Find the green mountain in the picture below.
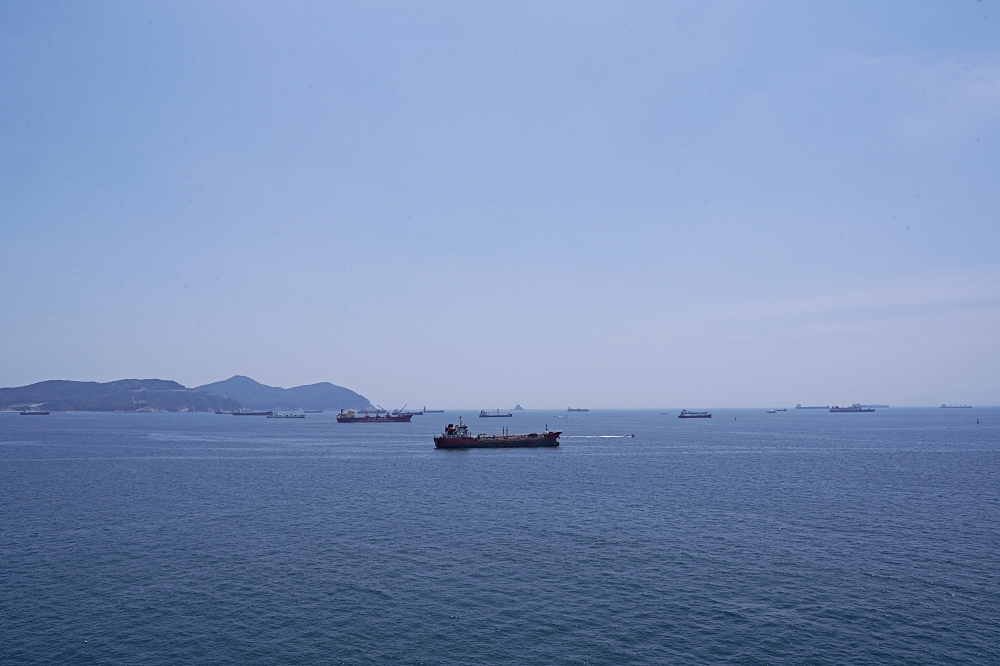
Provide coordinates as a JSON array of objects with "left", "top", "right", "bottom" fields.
[
  {"left": 195, "top": 375, "right": 372, "bottom": 411},
  {"left": 0, "top": 379, "right": 241, "bottom": 412}
]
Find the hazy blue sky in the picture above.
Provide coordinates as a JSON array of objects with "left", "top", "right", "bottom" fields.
[{"left": 2, "top": 1, "right": 998, "bottom": 407}]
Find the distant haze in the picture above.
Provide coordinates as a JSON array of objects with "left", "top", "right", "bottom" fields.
[{"left": 1, "top": 2, "right": 998, "bottom": 407}]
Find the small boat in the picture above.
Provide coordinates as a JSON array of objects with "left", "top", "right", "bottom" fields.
[
  {"left": 19, "top": 411, "right": 50, "bottom": 416},
  {"left": 678, "top": 409, "right": 712, "bottom": 419},
  {"left": 479, "top": 409, "right": 513, "bottom": 418},
  {"left": 767, "top": 409, "right": 778, "bottom": 414}
]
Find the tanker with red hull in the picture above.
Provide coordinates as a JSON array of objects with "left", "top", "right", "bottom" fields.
[
  {"left": 336, "top": 409, "right": 413, "bottom": 423},
  {"left": 434, "top": 417, "right": 560, "bottom": 449}
]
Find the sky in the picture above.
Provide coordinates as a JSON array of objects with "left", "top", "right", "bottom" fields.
[{"left": 1, "top": 1, "right": 998, "bottom": 408}]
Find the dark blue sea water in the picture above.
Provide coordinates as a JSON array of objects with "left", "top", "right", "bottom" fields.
[{"left": 2, "top": 408, "right": 998, "bottom": 664}]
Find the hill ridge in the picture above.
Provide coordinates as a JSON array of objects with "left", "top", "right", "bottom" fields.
[
  {"left": 0, "top": 378, "right": 239, "bottom": 412},
  {"left": 194, "top": 375, "right": 371, "bottom": 411}
]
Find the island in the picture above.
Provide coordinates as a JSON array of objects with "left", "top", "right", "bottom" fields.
[
  {"left": 195, "top": 376, "right": 372, "bottom": 412},
  {"left": 1, "top": 375, "right": 373, "bottom": 413},
  {"left": 0, "top": 379, "right": 240, "bottom": 413}
]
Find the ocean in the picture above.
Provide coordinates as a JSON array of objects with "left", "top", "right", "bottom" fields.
[{"left": 2, "top": 408, "right": 997, "bottom": 664}]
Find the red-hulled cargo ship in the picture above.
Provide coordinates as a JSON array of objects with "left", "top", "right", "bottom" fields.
[
  {"left": 434, "top": 417, "right": 560, "bottom": 449},
  {"left": 336, "top": 409, "right": 413, "bottom": 423}
]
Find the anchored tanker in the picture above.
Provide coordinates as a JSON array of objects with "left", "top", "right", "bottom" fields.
[
  {"left": 434, "top": 417, "right": 560, "bottom": 448},
  {"left": 480, "top": 409, "right": 513, "bottom": 418},
  {"left": 337, "top": 409, "right": 413, "bottom": 423},
  {"left": 830, "top": 404, "right": 875, "bottom": 413}
]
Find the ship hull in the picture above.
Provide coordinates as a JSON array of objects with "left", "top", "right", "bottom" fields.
[
  {"left": 678, "top": 413, "right": 711, "bottom": 418},
  {"left": 434, "top": 432, "right": 560, "bottom": 448}
]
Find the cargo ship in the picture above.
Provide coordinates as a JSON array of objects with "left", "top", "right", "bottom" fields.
[
  {"left": 267, "top": 413, "right": 305, "bottom": 419},
  {"left": 392, "top": 405, "right": 423, "bottom": 416},
  {"left": 941, "top": 404, "right": 972, "bottom": 409},
  {"left": 567, "top": 408, "right": 590, "bottom": 412},
  {"left": 830, "top": 404, "right": 875, "bottom": 413},
  {"left": 480, "top": 409, "right": 513, "bottom": 418},
  {"left": 337, "top": 409, "right": 413, "bottom": 423},
  {"left": 434, "top": 417, "right": 560, "bottom": 448},
  {"left": 233, "top": 410, "right": 273, "bottom": 416},
  {"left": 423, "top": 407, "right": 445, "bottom": 413},
  {"left": 796, "top": 404, "right": 830, "bottom": 409},
  {"left": 19, "top": 411, "right": 50, "bottom": 415},
  {"left": 678, "top": 409, "right": 712, "bottom": 419}
]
